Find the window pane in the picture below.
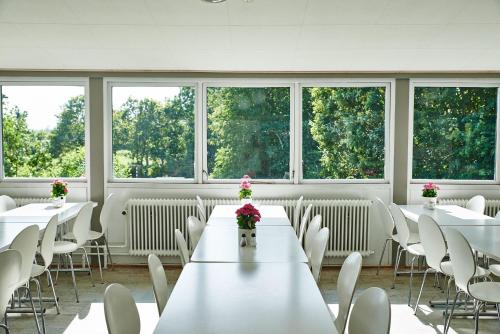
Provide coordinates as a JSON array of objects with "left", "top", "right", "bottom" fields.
[
  {"left": 1, "top": 85, "right": 86, "bottom": 178},
  {"left": 302, "top": 87, "right": 386, "bottom": 179},
  {"left": 207, "top": 87, "right": 290, "bottom": 179},
  {"left": 111, "top": 86, "right": 195, "bottom": 179},
  {"left": 412, "top": 87, "right": 497, "bottom": 180}
]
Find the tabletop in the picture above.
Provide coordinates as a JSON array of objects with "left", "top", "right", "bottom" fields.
[
  {"left": 191, "top": 225, "right": 308, "bottom": 263},
  {"left": 399, "top": 205, "right": 498, "bottom": 226},
  {"left": 0, "top": 202, "right": 97, "bottom": 225},
  {"left": 442, "top": 225, "right": 500, "bottom": 261},
  {"left": 154, "top": 262, "right": 337, "bottom": 334},
  {"left": 0, "top": 222, "right": 47, "bottom": 251},
  {"left": 207, "top": 204, "right": 291, "bottom": 226}
]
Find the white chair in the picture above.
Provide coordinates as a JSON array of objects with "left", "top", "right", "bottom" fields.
[
  {"left": 311, "top": 227, "right": 329, "bottom": 283},
  {"left": 0, "top": 250, "right": 22, "bottom": 334},
  {"left": 293, "top": 196, "right": 304, "bottom": 234},
  {"left": 444, "top": 228, "right": 500, "bottom": 334},
  {"left": 148, "top": 254, "right": 168, "bottom": 316},
  {"left": 31, "top": 215, "right": 60, "bottom": 314},
  {"left": 304, "top": 215, "right": 321, "bottom": 263},
  {"left": 388, "top": 204, "right": 425, "bottom": 306},
  {"left": 196, "top": 195, "right": 206, "bottom": 224},
  {"left": 331, "top": 252, "right": 362, "bottom": 334},
  {"left": 187, "top": 216, "right": 204, "bottom": 250},
  {"left": 465, "top": 195, "right": 485, "bottom": 214},
  {"left": 9, "top": 225, "right": 44, "bottom": 334},
  {"left": 104, "top": 283, "right": 140, "bottom": 334},
  {"left": 298, "top": 204, "right": 313, "bottom": 245},
  {"left": 347, "top": 287, "right": 391, "bottom": 334},
  {"left": 0, "top": 195, "right": 16, "bottom": 213},
  {"left": 175, "top": 229, "right": 190, "bottom": 267},
  {"left": 54, "top": 202, "right": 95, "bottom": 302}
]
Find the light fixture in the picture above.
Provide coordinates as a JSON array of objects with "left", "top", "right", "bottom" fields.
[{"left": 202, "top": 0, "right": 226, "bottom": 3}]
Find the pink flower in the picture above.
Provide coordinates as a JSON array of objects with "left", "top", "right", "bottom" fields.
[
  {"left": 240, "top": 180, "right": 251, "bottom": 189},
  {"left": 243, "top": 175, "right": 251, "bottom": 180}
]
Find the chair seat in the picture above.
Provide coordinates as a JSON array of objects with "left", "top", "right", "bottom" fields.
[
  {"left": 392, "top": 232, "right": 420, "bottom": 244},
  {"left": 63, "top": 230, "right": 102, "bottom": 241},
  {"left": 489, "top": 264, "right": 500, "bottom": 277},
  {"left": 468, "top": 282, "right": 500, "bottom": 304},
  {"left": 31, "top": 263, "right": 45, "bottom": 278},
  {"left": 53, "top": 240, "right": 79, "bottom": 254},
  {"left": 407, "top": 243, "right": 425, "bottom": 256},
  {"left": 439, "top": 261, "right": 490, "bottom": 278}
]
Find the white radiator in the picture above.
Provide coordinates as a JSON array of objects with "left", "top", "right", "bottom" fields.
[
  {"left": 438, "top": 198, "right": 500, "bottom": 218},
  {"left": 13, "top": 197, "right": 51, "bottom": 207},
  {"left": 128, "top": 197, "right": 374, "bottom": 257}
]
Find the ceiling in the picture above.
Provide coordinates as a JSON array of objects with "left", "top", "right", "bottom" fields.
[{"left": 1, "top": 0, "right": 500, "bottom": 72}]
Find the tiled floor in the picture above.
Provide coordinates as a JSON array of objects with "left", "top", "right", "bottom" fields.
[{"left": 5, "top": 266, "right": 500, "bottom": 334}]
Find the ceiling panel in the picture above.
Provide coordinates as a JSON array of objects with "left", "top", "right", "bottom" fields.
[
  {"left": 145, "top": 0, "right": 229, "bottom": 26},
  {"left": 303, "top": 0, "right": 391, "bottom": 25},
  {"left": 227, "top": 0, "right": 308, "bottom": 26},
  {"left": 0, "top": 0, "right": 75, "bottom": 24},
  {"left": 63, "top": 0, "right": 153, "bottom": 25}
]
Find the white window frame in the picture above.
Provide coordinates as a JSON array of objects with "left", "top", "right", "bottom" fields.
[
  {"left": 298, "top": 79, "right": 394, "bottom": 184},
  {"left": 103, "top": 78, "right": 199, "bottom": 184},
  {"left": 409, "top": 79, "right": 500, "bottom": 185},
  {"left": 202, "top": 80, "right": 295, "bottom": 184},
  {"left": 0, "top": 77, "right": 90, "bottom": 182}
]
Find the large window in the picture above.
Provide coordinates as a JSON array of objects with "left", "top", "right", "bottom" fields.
[
  {"left": 302, "top": 86, "right": 387, "bottom": 180},
  {"left": 206, "top": 86, "right": 291, "bottom": 180},
  {"left": 1, "top": 84, "right": 86, "bottom": 178},
  {"left": 412, "top": 84, "right": 498, "bottom": 181},
  {"left": 111, "top": 85, "right": 195, "bottom": 180}
]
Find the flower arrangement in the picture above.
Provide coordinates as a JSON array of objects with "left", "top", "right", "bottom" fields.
[
  {"left": 422, "top": 182, "right": 439, "bottom": 198},
  {"left": 235, "top": 203, "right": 261, "bottom": 230},
  {"left": 51, "top": 180, "right": 68, "bottom": 198},
  {"left": 239, "top": 175, "right": 252, "bottom": 200}
]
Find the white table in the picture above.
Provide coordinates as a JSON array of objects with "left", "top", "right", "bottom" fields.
[
  {"left": 154, "top": 263, "right": 337, "bottom": 334},
  {"left": 207, "top": 204, "right": 291, "bottom": 226},
  {"left": 399, "top": 205, "right": 498, "bottom": 226},
  {"left": 191, "top": 225, "right": 308, "bottom": 263},
  {"left": 442, "top": 225, "right": 500, "bottom": 261}
]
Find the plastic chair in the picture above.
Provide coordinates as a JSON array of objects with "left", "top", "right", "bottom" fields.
[
  {"left": 104, "top": 283, "right": 140, "bottom": 334},
  {"left": 388, "top": 204, "right": 426, "bottom": 306},
  {"left": 53, "top": 202, "right": 95, "bottom": 302},
  {"left": 332, "top": 252, "right": 362, "bottom": 334},
  {"left": 293, "top": 196, "right": 304, "bottom": 234},
  {"left": 444, "top": 228, "right": 500, "bottom": 334},
  {"left": 0, "top": 195, "right": 16, "bottom": 213},
  {"left": 148, "top": 254, "right": 168, "bottom": 315},
  {"left": 196, "top": 196, "right": 206, "bottom": 224},
  {"left": 304, "top": 215, "right": 321, "bottom": 263},
  {"left": 0, "top": 250, "right": 22, "bottom": 334},
  {"left": 175, "top": 229, "right": 190, "bottom": 267},
  {"left": 31, "top": 215, "right": 60, "bottom": 314},
  {"left": 9, "top": 225, "right": 44, "bottom": 334},
  {"left": 465, "top": 195, "right": 485, "bottom": 214},
  {"left": 310, "top": 227, "right": 329, "bottom": 283},
  {"left": 298, "top": 204, "right": 313, "bottom": 245},
  {"left": 348, "top": 287, "right": 391, "bottom": 334},
  {"left": 187, "top": 216, "right": 204, "bottom": 250}
]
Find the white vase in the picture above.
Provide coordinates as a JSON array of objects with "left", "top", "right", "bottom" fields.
[
  {"left": 241, "top": 197, "right": 253, "bottom": 205},
  {"left": 238, "top": 228, "right": 256, "bottom": 247},
  {"left": 52, "top": 196, "right": 66, "bottom": 208},
  {"left": 422, "top": 196, "right": 437, "bottom": 210}
]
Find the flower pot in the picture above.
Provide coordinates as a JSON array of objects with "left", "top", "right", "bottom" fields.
[
  {"left": 422, "top": 196, "right": 437, "bottom": 210},
  {"left": 52, "top": 196, "right": 66, "bottom": 208},
  {"left": 238, "top": 228, "right": 256, "bottom": 247},
  {"left": 240, "top": 198, "right": 253, "bottom": 205}
]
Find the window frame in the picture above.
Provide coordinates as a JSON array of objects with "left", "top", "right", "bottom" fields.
[
  {"left": 408, "top": 79, "right": 500, "bottom": 185},
  {"left": 0, "top": 77, "right": 90, "bottom": 182},
  {"left": 104, "top": 78, "right": 199, "bottom": 184}
]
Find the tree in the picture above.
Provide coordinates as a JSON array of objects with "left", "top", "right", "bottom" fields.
[{"left": 50, "top": 95, "right": 85, "bottom": 157}]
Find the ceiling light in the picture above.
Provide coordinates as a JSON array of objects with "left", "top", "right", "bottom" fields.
[{"left": 202, "top": 0, "right": 226, "bottom": 3}]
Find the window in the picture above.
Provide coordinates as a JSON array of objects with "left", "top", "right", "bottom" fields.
[
  {"left": 302, "top": 86, "right": 387, "bottom": 180},
  {"left": 411, "top": 85, "right": 498, "bottom": 181},
  {"left": 206, "top": 86, "right": 291, "bottom": 180},
  {"left": 1, "top": 84, "right": 86, "bottom": 178},
  {"left": 111, "top": 85, "right": 195, "bottom": 180}
]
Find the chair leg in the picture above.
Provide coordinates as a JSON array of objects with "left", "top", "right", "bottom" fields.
[
  {"left": 81, "top": 247, "right": 95, "bottom": 287},
  {"left": 0, "top": 323, "right": 10, "bottom": 334},
  {"left": 93, "top": 241, "right": 103, "bottom": 282},
  {"left": 104, "top": 236, "right": 113, "bottom": 269},
  {"left": 31, "top": 278, "right": 46, "bottom": 334},
  {"left": 377, "top": 238, "right": 390, "bottom": 275},
  {"left": 444, "top": 276, "right": 454, "bottom": 318},
  {"left": 445, "top": 290, "right": 462, "bottom": 334},
  {"left": 414, "top": 268, "right": 431, "bottom": 314},
  {"left": 474, "top": 301, "right": 482, "bottom": 334},
  {"left": 67, "top": 254, "right": 79, "bottom": 303},
  {"left": 408, "top": 255, "right": 417, "bottom": 306},
  {"left": 23, "top": 286, "right": 42, "bottom": 334},
  {"left": 392, "top": 245, "right": 403, "bottom": 289},
  {"left": 45, "top": 269, "right": 60, "bottom": 314}
]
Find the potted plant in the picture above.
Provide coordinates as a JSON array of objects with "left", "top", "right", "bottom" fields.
[
  {"left": 235, "top": 203, "right": 261, "bottom": 247},
  {"left": 422, "top": 182, "right": 439, "bottom": 210},
  {"left": 239, "top": 175, "right": 253, "bottom": 204},
  {"left": 51, "top": 180, "right": 68, "bottom": 208}
]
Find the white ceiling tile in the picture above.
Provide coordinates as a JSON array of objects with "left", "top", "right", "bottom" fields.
[
  {"left": 63, "top": 0, "right": 153, "bottom": 25},
  {"left": 303, "top": 0, "right": 391, "bottom": 25},
  {"left": 157, "top": 26, "right": 231, "bottom": 52},
  {"left": 144, "top": 0, "right": 229, "bottom": 26},
  {"left": 451, "top": 0, "right": 500, "bottom": 23},
  {"left": 229, "top": 26, "right": 299, "bottom": 52},
  {"left": 227, "top": 0, "right": 308, "bottom": 26},
  {"left": 0, "top": 0, "right": 76, "bottom": 24},
  {"left": 433, "top": 24, "right": 500, "bottom": 50},
  {"left": 0, "top": 47, "right": 53, "bottom": 69},
  {"left": 378, "top": 0, "right": 462, "bottom": 25}
]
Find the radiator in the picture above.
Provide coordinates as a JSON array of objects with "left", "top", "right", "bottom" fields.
[
  {"left": 127, "top": 197, "right": 374, "bottom": 257},
  {"left": 438, "top": 198, "right": 500, "bottom": 218},
  {"left": 13, "top": 197, "right": 51, "bottom": 207}
]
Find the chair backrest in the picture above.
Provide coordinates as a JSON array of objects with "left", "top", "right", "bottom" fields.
[
  {"left": 9, "top": 224, "right": 39, "bottom": 285},
  {"left": 187, "top": 216, "right": 204, "bottom": 249},
  {"left": 104, "top": 283, "right": 140, "bottom": 334},
  {"left": 335, "top": 252, "right": 362, "bottom": 334},
  {"left": 445, "top": 228, "right": 476, "bottom": 293},
  {"left": 175, "top": 229, "right": 190, "bottom": 267},
  {"left": 148, "top": 254, "right": 168, "bottom": 315},
  {"left": 298, "top": 204, "right": 313, "bottom": 244},
  {"left": 0, "top": 195, "right": 16, "bottom": 213},
  {"left": 100, "top": 193, "right": 121, "bottom": 234},
  {"left": 39, "top": 215, "right": 59, "bottom": 269},
  {"left": 197, "top": 205, "right": 206, "bottom": 224},
  {"left": 311, "top": 227, "right": 329, "bottom": 283},
  {"left": 388, "top": 203, "right": 410, "bottom": 249},
  {"left": 293, "top": 196, "right": 304, "bottom": 233},
  {"left": 466, "top": 195, "right": 485, "bottom": 214},
  {"left": 418, "top": 215, "right": 447, "bottom": 271},
  {"left": 0, "top": 249, "right": 22, "bottom": 322},
  {"left": 304, "top": 214, "right": 321, "bottom": 261},
  {"left": 72, "top": 202, "right": 94, "bottom": 247},
  {"left": 348, "top": 287, "right": 391, "bottom": 334},
  {"left": 373, "top": 197, "right": 394, "bottom": 238},
  {"left": 496, "top": 210, "right": 500, "bottom": 220}
]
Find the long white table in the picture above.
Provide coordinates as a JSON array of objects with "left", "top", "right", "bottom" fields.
[
  {"left": 191, "top": 225, "right": 308, "bottom": 263},
  {"left": 154, "top": 263, "right": 337, "bottom": 334},
  {"left": 399, "top": 205, "right": 498, "bottom": 226},
  {"left": 207, "top": 204, "right": 291, "bottom": 226}
]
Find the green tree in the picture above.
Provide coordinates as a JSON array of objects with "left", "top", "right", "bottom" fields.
[{"left": 50, "top": 95, "right": 85, "bottom": 157}]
